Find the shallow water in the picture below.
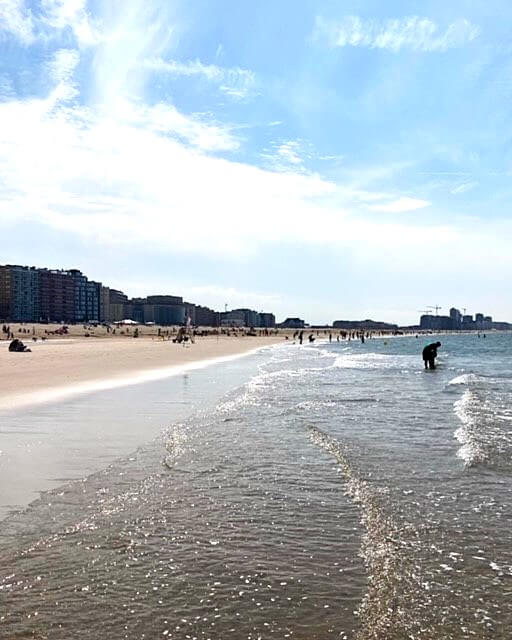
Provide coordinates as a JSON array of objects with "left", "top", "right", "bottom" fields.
[{"left": 1, "top": 334, "right": 512, "bottom": 638}]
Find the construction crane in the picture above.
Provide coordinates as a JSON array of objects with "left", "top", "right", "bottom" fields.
[
  {"left": 417, "top": 309, "right": 431, "bottom": 315},
  {"left": 427, "top": 305, "right": 442, "bottom": 315}
]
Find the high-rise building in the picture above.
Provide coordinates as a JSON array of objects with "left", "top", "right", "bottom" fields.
[
  {"left": 85, "top": 280, "right": 101, "bottom": 322},
  {"left": 259, "top": 312, "right": 276, "bottom": 328},
  {"left": 108, "top": 289, "right": 129, "bottom": 322},
  {"left": 449, "top": 307, "right": 462, "bottom": 330},
  {"left": 0, "top": 263, "right": 275, "bottom": 328},
  {"left": 220, "top": 310, "right": 246, "bottom": 327},
  {"left": 0, "top": 265, "right": 40, "bottom": 322},
  {"left": 193, "top": 305, "right": 218, "bottom": 326},
  {"left": 70, "top": 269, "right": 87, "bottom": 322},
  {"left": 420, "top": 314, "right": 452, "bottom": 330},
  {"left": 0, "top": 265, "right": 10, "bottom": 320},
  {"left": 39, "top": 269, "right": 76, "bottom": 322}
]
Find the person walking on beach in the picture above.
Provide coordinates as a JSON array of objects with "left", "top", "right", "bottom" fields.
[{"left": 422, "top": 341, "right": 441, "bottom": 369}]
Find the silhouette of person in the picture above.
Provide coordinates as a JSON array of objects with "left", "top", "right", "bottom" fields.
[{"left": 422, "top": 341, "right": 441, "bottom": 369}]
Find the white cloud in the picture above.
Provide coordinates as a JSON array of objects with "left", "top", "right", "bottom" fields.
[
  {"left": 368, "top": 196, "right": 430, "bottom": 213},
  {"left": 261, "top": 139, "right": 312, "bottom": 171},
  {"left": 47, "top": 48, "right": 80, "bottom": 102},
  {"left": 276, "top": 141, "right": 303, "bottom": 165},
  {"left": 0, "top": 0, "right": 35, "bottom": 44},
  {"left": 451, "top": 181, "right": 478, "bottom": 194},
  {"left": 42, "top": 0, "right": 99, "bottom": 46},
  {"left": 314, "top": 16, "right": 479, "bottom": 52},
  {"left": 2, "top": 0, "right": 512, "bottom": 304},
  {"left": 0, "top": 85, "right": 334, "bottom": 258},
  {"left": 143, "top": 57, "right": 256, "bottom": 98}
]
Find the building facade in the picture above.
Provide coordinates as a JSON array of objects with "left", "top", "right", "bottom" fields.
[
  {"left": 280, "top": 317, "right": 305, "bottom": 329},
  {"left": 259, "top": 312, "right": 276, "bottom": 328},
  {"left": 0, "top": 263, "right": 275, "bottom": 328},
  {"left": 0, "top": 265, "right": 40, "bottom": 322}
]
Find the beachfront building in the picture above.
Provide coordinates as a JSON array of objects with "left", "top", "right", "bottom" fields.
[
  {"left": 145, "top": 295, "right": 185, "bottom": 325},
  {"left": 0, "top": 265, "right": 9, "bottom": 320},
  {"left": 39, "top": 269, "right": 76, "bottom": 323},
  {"left": 0, "top": 265, "right": 40, "bottom": 322},
  {"left": 279, "top": 317, "right": 305, "bottom": 329},
  {"left": 449, "top": 307, "right": 462, "bottom": 330},
  {"left": 333, "top": 319, "right": 398, "bottom": 331},
  {"left": 231, "top": 308, "right": 260, "bottom": 328},
  {"left": 123, "top": 295, "right": 186, "bottom": 325},
  {"left": 259, "top": 312, "right": 276, "bottom": 328},
  {"left": 100, "top": 286, "right": 110, "bottom": 322},
  {"left": 85, "top": 280, "right": 101, "bottom": 322},
  {"left": 220, "top": 310, "right": 245, "bottom": 327},
  {"left": 419, "top": 314, "right": 453, "bottom": 331},
  {"left": 0, "top": 263, "right": 276, "bottom": 328},
  {"left": 219, "top": 308, "right": 270, "bottom": 328},
  {"left": 107, "top": 289, "right": 129, "bottom": 322},
  {"left": 193, "top": 305, "right": 219, "bottom": 327},
  {"left": 0, "top": 264, "right": 103, "bottom": 323},
  {"left": 70, "top": 270, "right": 87, "bottom": 322},
  {"left": 462, "top": 314, "right": 474, "bottom": 328}
]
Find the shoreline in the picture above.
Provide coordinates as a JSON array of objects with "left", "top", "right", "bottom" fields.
[{"left": 0, "top": 335, "right": 283, "bottom": 411}]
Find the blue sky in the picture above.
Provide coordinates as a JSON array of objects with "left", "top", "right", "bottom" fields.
[{"left": 1, "top": 0, "right": 512, "bottom": 324}]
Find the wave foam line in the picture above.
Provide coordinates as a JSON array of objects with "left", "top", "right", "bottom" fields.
[
  {"left": 453, "top": 389, "right": 488, "bottom": 467},
  {"left": 308, "top": 426, "right": 430, "bottom": 640}
]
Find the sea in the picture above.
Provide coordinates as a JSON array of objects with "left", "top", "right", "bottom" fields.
[{"left": 1, "top": 333, "right": 512, "bottom": 639}]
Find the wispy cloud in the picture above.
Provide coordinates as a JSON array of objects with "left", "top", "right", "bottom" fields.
[
  {"left": 313, "top": 16, "right": 479, "bottom": 52},
  {"left": 368, "top": 196, "right": 430, "bottom": 213},
  {"left": 143, "top": 58, "right": 257, "bottom": 98},
  {"left": 0, "top": 0, "right": 99, "bottom": 46},
  {"left": 0, "top": 0, "right": 35, "bottom": 44},
  {"left": 41, "top": 0, "right": 99, "bottom": 46},
  {"left": 260, "top": 139, "right": 314, "bottom": 172},
  {"left": 276, "top": 141, "right": 303, "bottom": 165},
  {"left": 451, "top": 181, "right": 478, "bottom": 194}
]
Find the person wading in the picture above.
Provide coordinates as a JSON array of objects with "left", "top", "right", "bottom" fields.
[{"left": 422, "top": 341, "right": 441, "bottom": 369}]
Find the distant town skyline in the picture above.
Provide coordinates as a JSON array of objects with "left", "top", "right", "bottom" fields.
[
  {"left": 2, "top": 261, "right": 511, "bottom": 330},
  {"left": 2, "top": 2, "right": 512, "bottom": 324}
]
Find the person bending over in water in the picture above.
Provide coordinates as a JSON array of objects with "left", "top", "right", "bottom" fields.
[{"left": 422, "top": 341, "right": 441, "bottom": 369}]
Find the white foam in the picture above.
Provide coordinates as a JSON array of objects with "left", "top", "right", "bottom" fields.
[
  {"left": 332, "top": 352, "right": 414, "bottom": 370},
  {"left": 447, "top": 373, "right": 478, "bottom": 386}
]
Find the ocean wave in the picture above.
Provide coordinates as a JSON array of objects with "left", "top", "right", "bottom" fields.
[
  {"left": 308, "top": 426, "right": 429, "bottom": 640},
  {"left": 331, "top": 353, "right": 416, "bottom": 370},
  {"left": 446, "top": 373, "right": 479, "bottom": 387},
  {"left": 453, "top": 387, "right": 512, "bottom": 469},
  {"left": 162, "top": 424, "right": 188, "bottom": 468}
]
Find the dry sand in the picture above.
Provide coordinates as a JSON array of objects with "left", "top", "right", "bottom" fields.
[{"left": 0, "top": 334, "right": 284, "bottom": 410}]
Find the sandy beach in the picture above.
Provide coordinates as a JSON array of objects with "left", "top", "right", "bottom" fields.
[{"left": 0, "top": 333, "right": 283, "bottom": 410}]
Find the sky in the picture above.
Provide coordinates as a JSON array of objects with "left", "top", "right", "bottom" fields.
[{"left": 1, "top": 0, "right": 512, "bottom": 325}]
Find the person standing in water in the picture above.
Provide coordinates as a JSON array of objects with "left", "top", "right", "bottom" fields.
[{"left": 422, "top": 341, "right": 441, "bottom": 369}]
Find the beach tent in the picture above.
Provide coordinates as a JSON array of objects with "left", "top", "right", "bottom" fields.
[{"left": 114, "top": 319, "right": 138, "bottom": 325}]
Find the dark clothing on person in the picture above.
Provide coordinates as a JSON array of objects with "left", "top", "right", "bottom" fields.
[
  {"left": 9, "top": 339, "right": 31, "bottom": 352},
  {"left": 422, "top": 342, "right": 441, "bottom": 369}
]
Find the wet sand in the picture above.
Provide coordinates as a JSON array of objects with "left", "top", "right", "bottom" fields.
[{"left": 0, "top": 335, "right": 283, "bottom": 410}]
